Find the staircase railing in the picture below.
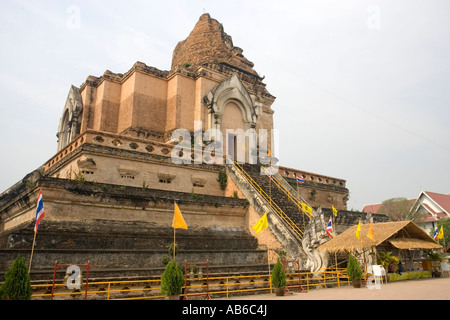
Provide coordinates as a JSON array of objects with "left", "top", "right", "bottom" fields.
[
  {"left": 260, "top": 166, "right": 314, "bottom": 220},
  {"left": 233, "top": 161, "right": 304, "bottom": 239}
]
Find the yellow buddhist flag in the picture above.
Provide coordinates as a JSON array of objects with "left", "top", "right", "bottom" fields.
[
  {"left": 355, "top": 220, "right": 361, "bottom": 240},
  {"left": 367, "top": 220, "right": 375, "bottom": 242},
  {"left": 332, "top": 205, "right": 338, "bottom": 217},
  {"left": 438, "top": 226, "right": 444, "bottom": 240},
  {"left": 172, "top": 202, "right": 188, "bottom": 230},
  {"left": 252, "top": 212, "right": 269, "bottom": 235},
  {"left": 302, "top": 203, "right": 312, "bottom": 215}
]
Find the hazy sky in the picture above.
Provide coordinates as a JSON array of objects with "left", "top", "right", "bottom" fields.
[{"left": 0, "top": 0, "right": 449, "bottom": 210}]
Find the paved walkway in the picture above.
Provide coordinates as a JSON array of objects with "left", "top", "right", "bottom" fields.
[{"left": 222, "top": 277, "right": 450, "bottom": 300}]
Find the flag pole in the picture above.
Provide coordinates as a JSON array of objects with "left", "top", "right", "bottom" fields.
[
  {"left": 269, "top": 177, "right": 272, "bottom": 208},
  {"left": 172, "top": 202, "right": 188, "bottom": 261},
  {"left": 173, "top": 202, "right": 176, "bottom": 261},
  {"left": 28, "top": 230, "right": 37, "bottom": 274},
  {"left": 359, "top": 220, "right": 366, "bottom": 284},
  {"left": 267, "top": 247, "right": 272, "bottom": 294},
  {"left": 334, "top": 251, "right": 338, "bottom": 271},
  {"left": 173, "top": 227, "right": 176, "bottom": 261},
  {"left": 442, "top": 228, "right": 446, "bottom": 254},
  {"left": 29, "top": 189, "right": 45, "bottom": 274},
  {"left": 330, "top": 209, "right": 334, "bottom": 245},
  {"left": 252, "top": 212, "right": 271, "bottom": 294}
]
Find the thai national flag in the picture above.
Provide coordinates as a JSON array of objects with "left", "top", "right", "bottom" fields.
[
  {"left": 433, "top": 225, "right": 439, "bottom": 240},
  {"left": 296, "top": 174, "right": 304, "bottom": 184},
  {"left": 326, "top": 217, "right": 333, "bottom": 238},
  {"left": 34, "top": 191, "right": 45, "bottom": 233}
]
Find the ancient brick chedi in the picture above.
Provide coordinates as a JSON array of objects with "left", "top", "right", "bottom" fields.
[
  {"left": 0, "top": 14, "right": 356, "bottom": 280},
  {"left": 58, "top": 13, "right": 275, "bottom": 152}
]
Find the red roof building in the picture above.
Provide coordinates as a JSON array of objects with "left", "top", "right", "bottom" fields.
[
  {"left": 410, "top": 191, "right": 450, "bottom": 232},
  {"left": 362, "top": 199, "right": 416, "bottom": 215},
  {"left": 362, "top": 203, "right": 383, "bottom": 214},
  {"left": 363, "top": 191, "right": 450, "bottom": 233}
]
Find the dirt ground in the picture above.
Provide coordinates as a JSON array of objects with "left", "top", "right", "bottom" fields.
[{"left": 221, "top": 277, "right": 450, "bottom": 300}]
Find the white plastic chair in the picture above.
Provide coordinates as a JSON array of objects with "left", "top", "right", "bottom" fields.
[
  {"left": 441, "top": 261, "right": 450, "bottom": 277},
  {"left": 372, "top": 265, "right": 387, "bottom": 284}
]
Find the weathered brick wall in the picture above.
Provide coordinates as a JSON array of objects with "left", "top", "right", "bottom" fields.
[
  {"left": 47, "top": 143, "right": 229, "bottom": 199},
  {"left": 0, "top": 176, "right": 272, "bottom": 280},
  {"left": 321, "top": 207, "right": 389, "bottom": 234},
  {"left": 284, "top": 177, "right": 349, "bottom": 211}
]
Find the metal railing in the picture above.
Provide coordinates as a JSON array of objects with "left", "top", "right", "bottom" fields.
[
  {"left": 233, "top": 162, "right": 304, "bottom": 239},
  {"left": 260, "top": 166, "right": 313, "bottom": 220},
  {"left": 30, "top": 269, "right": 354, "bottom": 300}
]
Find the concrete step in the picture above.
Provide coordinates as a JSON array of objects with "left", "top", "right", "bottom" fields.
[{"left": 239, "top": 164, "right": 309, "bottom": 233}]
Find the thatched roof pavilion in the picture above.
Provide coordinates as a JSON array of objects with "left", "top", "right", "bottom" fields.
[{"left": 317, "top": 220, "right": 442, "bottom": 253}]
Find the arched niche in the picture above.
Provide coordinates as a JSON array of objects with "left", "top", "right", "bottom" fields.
[
  {"left": 57, "top": 85, "right": 83, "bottom": 152},
  {"left": 203, "top": 74, "right": 263, "bottom": 163},
  {"left": 204, "top": 73, "right": 258, "bottom": 134}
]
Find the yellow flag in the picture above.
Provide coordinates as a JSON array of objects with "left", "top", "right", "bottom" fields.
[
  {"left": 302, "top": 203, "right": 312, "bottom": 214},
  {"left": 172, "top": 202, "right": 188, "bottom": 230},
  {"left": 332, "top": 205, "right": 338, "bottom": 217},
  {"left": 366, "top": 220, "right": 375, "bottom": 242},
  {"left": 252, "top": 212, "right": 269, "bottom": 235},
  {"left": 438, "top": 226, "right": 444, "bottom": 240},
  {"left": 355, "top": 220, "right": 361, "bottom": 240}
]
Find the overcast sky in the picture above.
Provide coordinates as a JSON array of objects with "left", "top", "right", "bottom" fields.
[{"left": 0, "top": 0, "right": 449, "bottom": 210}]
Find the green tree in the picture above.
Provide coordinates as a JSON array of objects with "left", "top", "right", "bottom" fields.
[
  {"left": 377, "top": 251, "right": 400, "bottom": 271},
  {"left": 271, "top": 258, "right": 286, "bottom": 288},
  {"left": 378, "top": 197, "right": 424, "bottom": 222},
  {"left": 0, "top": 256, "right": 32, "bottom": 300},
  {"left": 160, "top": 260, "right": 185, "bottom": 297},
  {"left": 346, "top": 253, "right": 362, "bottom": 281}
]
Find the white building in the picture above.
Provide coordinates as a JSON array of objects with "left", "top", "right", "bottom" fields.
[{"left": 410, "top": 191, "right": 450, "bottom": 233}]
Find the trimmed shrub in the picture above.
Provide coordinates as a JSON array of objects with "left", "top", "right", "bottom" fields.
[
  {"left": 0, "top": 256, "right": 32, "bottom": 300},
  {"left": 160, "top": 260, "right": 184, "bottom": 296},
  {"left": 271, "top": 258, "right": 286, "bottom": 288},
  {"left": 346, "top": 253, "right": 363, "bottom": 281}
]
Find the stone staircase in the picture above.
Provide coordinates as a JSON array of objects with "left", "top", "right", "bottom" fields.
[
  {"left": 227, "top": 162, "right": 392, "bottom": 272},
  {"left": 239, "top": 163, "right": 312, "bottom": 236},
  {"left": 226, "top": 162, "right": 315, "bottom": 261}
]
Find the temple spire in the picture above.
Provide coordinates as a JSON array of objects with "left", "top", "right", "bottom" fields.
[{"left": 171, "top": 14, "right": 258, "bottom": 76}]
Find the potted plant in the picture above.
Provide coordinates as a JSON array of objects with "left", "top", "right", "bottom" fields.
[
  {"left": 428, "top": 251, "right": 443, "bottom": 277},
  {"left": 377, "top": 251, "right": 400, "bottom": 280},
  {"left": 271, "top": 258, "right": 286, "bottom": 296},
  {"left": 347, "top": 253, "right": 363, "bottom": 288},
  {"left": 0, "top": 256, "right": 32, "bottom": 300},
  {"left": 160, "top": 260, "right": 185, "bottom": 300}
]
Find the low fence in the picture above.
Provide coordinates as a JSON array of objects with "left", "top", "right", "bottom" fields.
[{"left": 30, "top": 268, "right": 353, "bottom": 300}]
